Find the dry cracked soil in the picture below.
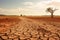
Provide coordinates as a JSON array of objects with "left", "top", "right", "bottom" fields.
[{"left": 0, "top": 16, "right": 60, "bottom": 40}]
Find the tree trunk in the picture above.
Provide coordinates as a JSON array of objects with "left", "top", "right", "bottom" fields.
[{"left": 51, "top": 12, "right": 53, "bottom": 18}]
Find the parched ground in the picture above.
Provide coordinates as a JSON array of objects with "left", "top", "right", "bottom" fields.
[{"left": 0, "top": 16, "right": 60, "bottom": 40}]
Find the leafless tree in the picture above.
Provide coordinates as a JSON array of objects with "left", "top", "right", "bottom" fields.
[{"left": 46, "top": 7, "right": 57, "bottom": 18}]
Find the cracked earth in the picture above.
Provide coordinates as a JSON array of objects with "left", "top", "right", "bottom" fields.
[{"left": 0, "top": 16, "right": 60, "bottom": 40}]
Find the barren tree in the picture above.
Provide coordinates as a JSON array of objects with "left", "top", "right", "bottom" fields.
[
  {"left": 46, "top": 7, "right": 57, "bottom": 18},
  {"left": 20, "top": 14, "right": 22, "bottom": 16}
]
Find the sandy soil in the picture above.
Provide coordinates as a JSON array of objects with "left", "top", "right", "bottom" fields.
[{"left": 0, "top": 16, "right": 60, "bottom": 40}]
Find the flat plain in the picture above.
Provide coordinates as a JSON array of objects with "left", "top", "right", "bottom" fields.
[{"left": 0, "top": 16, "right": 60, "bottom": 40}]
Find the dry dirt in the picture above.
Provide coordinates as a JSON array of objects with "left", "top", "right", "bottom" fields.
[{"left": 0, "top": 16, "right": 60, "bottom": 40}]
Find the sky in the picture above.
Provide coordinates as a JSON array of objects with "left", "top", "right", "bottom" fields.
[{"left": 0, "top": 0, "right": 60, "bottom": 16}]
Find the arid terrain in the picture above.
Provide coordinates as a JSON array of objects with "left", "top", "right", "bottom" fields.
[{"left": 0, "top": 16, "right": 60, "bottom": 40}]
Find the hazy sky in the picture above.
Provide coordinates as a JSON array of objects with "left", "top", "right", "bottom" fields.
[
  {"left": 0, "top": 0, "right": 49, "bottom": 8},
  {"left": 0, "top": 0, "right": 60, "bottom": 16}
]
